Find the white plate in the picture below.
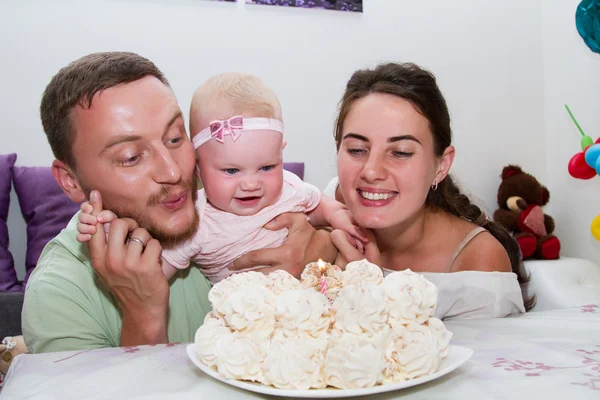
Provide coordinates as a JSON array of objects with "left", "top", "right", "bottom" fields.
[{"left": 186, "top": 344, "right": 473, "bottom": 398}]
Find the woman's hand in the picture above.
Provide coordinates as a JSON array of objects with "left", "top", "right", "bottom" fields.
[{"left": 331, "top": 228, "right": 382, "bottom": 268}]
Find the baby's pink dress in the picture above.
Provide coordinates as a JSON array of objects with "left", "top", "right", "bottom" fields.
[{"left": 161, "top": 170, "right": 321, "bottom": 283}]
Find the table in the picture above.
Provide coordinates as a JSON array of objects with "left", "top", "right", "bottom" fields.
[{"left": 1, "top": 303, "right": 599, "bottom": 399}]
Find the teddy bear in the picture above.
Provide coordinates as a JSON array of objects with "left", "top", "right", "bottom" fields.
[{"left": 493, "top": 165, "right": 561, "bottom": 260}]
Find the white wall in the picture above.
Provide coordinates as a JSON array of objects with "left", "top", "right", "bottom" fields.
[
  {"left": 541, "top": 0, "right": 600, "bottom": 263},
  {"left": 1, "top": 0, "right": 549, "bottom": 277}
]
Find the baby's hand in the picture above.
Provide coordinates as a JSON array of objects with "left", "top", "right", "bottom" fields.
[
  {"left": 76, "top": 201, "right": 117, "bottom": 243},
  {"left": 331, "top": 228, "right": 381, "bottom": 267},
  {"left": 329, "top": 209, "right": 368, "bottom": 253}
]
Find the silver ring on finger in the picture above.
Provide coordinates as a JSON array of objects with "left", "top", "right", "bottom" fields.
[{"left": 129, "top": 236, "right": 146, "bottom": 250}]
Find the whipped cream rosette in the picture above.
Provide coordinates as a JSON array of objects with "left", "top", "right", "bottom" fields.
[
  {"left": 342, "top": 259, "right": 384, "bottom": 286},
  {"left": 325, "top": 331, "right": 387, "bottom": 389},
  {"left": 383, "top": 269, "right": 438, "bottom": 325},
  {"left": 217, "top": 285, "right": 276, "bottom": 342},
  {"left": 331, "top": 280, "right": 389, "bottom": 337},
  {"left": 267, "top": 269, "right": 301, "bottom": 295},
  {"left": 214, "top": 334, "right": 265, "bottom": 383},
  {"left": 208, "top": 271, "right": 268, "bottom": 314},
  {"left": 194, "top": 312, "right": 233, "bottom": 367},
  {"left": 384, "top": 321, "right": 443, "bottom": 381},
  {"left": 273, "top": 288, "right": 332, "bottom": 340},
  {"left": 426, "top": 317, "right": 453, "bottom": 358},
  {"left": 262, "top": 337, "right": 327, "bottom": 390}
]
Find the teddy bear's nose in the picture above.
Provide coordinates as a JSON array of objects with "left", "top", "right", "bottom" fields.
[{"left": 517, "top": 198, "right": 527, "bottom": 210}]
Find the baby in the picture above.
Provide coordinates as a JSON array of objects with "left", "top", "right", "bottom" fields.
[{"left": 77, "top": 73, "right": 364, "bottom": 283}]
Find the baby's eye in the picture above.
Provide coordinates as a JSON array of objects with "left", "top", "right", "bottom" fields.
[
  {"left": 260, "top": 165, "right": 275, "bottom": 172},
  {"left": 168, "top": 137, "right": 183, "bottom": 145},
  {"left": 223, "top": 168, "right": 239, "bottom": 175}
]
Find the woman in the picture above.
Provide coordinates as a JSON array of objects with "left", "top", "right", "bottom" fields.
[{"left": 326, "top": 62, "right": 533, "bottom": 319}]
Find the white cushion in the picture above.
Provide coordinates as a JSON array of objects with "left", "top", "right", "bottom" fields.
[
  {"left": 524, "top": 257, "right": 600, "bottom": 312},
  {"left": 322, "top": 176, "right": 339, "bottom": 198}
]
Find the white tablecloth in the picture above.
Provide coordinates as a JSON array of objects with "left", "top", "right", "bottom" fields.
[{"left": 2, "top": 303, "right": 599, "bottom": 399}]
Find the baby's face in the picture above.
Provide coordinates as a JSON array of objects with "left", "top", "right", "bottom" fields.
[{"left": 196, "top": 130, "right": 285, "bottom": 216}]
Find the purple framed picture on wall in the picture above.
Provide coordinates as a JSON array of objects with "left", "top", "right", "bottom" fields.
[{"left": 247, "top": 0, "right": 363, "bottom": 13}]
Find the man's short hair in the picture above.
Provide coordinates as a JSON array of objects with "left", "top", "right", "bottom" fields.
[{"left": 40, "top": 52, "right": 170, "bottom": 170}]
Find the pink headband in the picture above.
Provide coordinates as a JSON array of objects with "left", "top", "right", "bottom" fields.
[{"left": 192, "top": 115, "right": 284, "bottom": 149}]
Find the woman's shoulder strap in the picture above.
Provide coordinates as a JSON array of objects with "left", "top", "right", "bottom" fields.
[{"left": 444, "top": 226, "right": 488, "bottom": 273}]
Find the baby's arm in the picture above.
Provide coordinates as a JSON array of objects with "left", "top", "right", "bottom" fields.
[
  {"left": 161, "top": 258, "right": 179, "bottom": 280},
  {"left": 308, "top": 196, "right": 368, "bottom": 244}
]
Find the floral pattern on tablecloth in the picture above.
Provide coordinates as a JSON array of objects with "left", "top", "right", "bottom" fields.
[
  {"left": 581, "top": 304, "right": 599, "bottom": 313},
  {"left": 492, "top": 345, "right": 600, "bottom": 391},
  {"left": 442, "top": 303, "right": 600, "bottom": 398}
]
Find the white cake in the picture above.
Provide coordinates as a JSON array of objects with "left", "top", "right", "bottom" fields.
[{"left": 194, "top": 259, "right": 452, "bottom": 390}]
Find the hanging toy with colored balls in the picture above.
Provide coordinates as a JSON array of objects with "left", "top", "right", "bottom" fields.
[
  {"left": 565, "top": 104, "right": 599, "bottom": 180},
  {"left": 565, "top": 104, "right": 600, "bottom": 242}
]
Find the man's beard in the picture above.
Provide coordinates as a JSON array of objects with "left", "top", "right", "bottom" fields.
[{"left": 82, "top": 175, "right": 200, "bottom": 249}]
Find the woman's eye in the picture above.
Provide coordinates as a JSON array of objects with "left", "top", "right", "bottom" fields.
[
  {"left": 223, "top": 168, "right": 239, "bottom": 175},
  {"left": 347, "top": 148, "right": 366, "bottom": 155},
  {"left": 393, "top": 151, "right": 413, "bottom": 158}
]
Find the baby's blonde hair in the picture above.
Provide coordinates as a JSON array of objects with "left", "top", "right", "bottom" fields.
[{"left": 190, "top": 72, "right": 282, "bottom": 135}]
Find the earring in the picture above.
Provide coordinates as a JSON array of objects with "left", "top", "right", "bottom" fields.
[{"left": 431, "top": 181, "right": 438, "bottom": 191}]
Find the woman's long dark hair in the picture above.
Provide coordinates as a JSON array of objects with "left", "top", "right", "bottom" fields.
[{"left": 334, "top": 62, "right": 534, "bottom": 311}]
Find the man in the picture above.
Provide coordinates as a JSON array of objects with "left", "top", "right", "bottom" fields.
[{"left": 22, "top": 52, "right": 336, "bottom": 353}]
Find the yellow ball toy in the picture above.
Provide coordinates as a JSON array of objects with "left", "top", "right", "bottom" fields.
[{"left": 591, "top": 215, "right": 600, "bottom": 241}]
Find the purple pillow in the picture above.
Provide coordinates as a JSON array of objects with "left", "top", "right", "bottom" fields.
[
  {"left": 11, "top": 166, "right": 81, "bottom": 286},
  {"left": 0, "top": 154, "right": 20, "bottom": 292},
  {"left": 283, "top": 162, "right": 305, "bottom": 181}
]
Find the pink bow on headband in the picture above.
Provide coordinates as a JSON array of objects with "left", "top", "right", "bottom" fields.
[
  {"left": 210, "top": 115, "right": 244, "bottom": 143},
  {"left": 192, "top": 116, "right": 285, "bottom": 149}
]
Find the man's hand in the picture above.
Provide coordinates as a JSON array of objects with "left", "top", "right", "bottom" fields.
[
  {"left": 86, "top": 190, "right": 169, "bottom": 346},
  {"left": 230, "top": 212, "right": 337, "bottom": 278}
]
